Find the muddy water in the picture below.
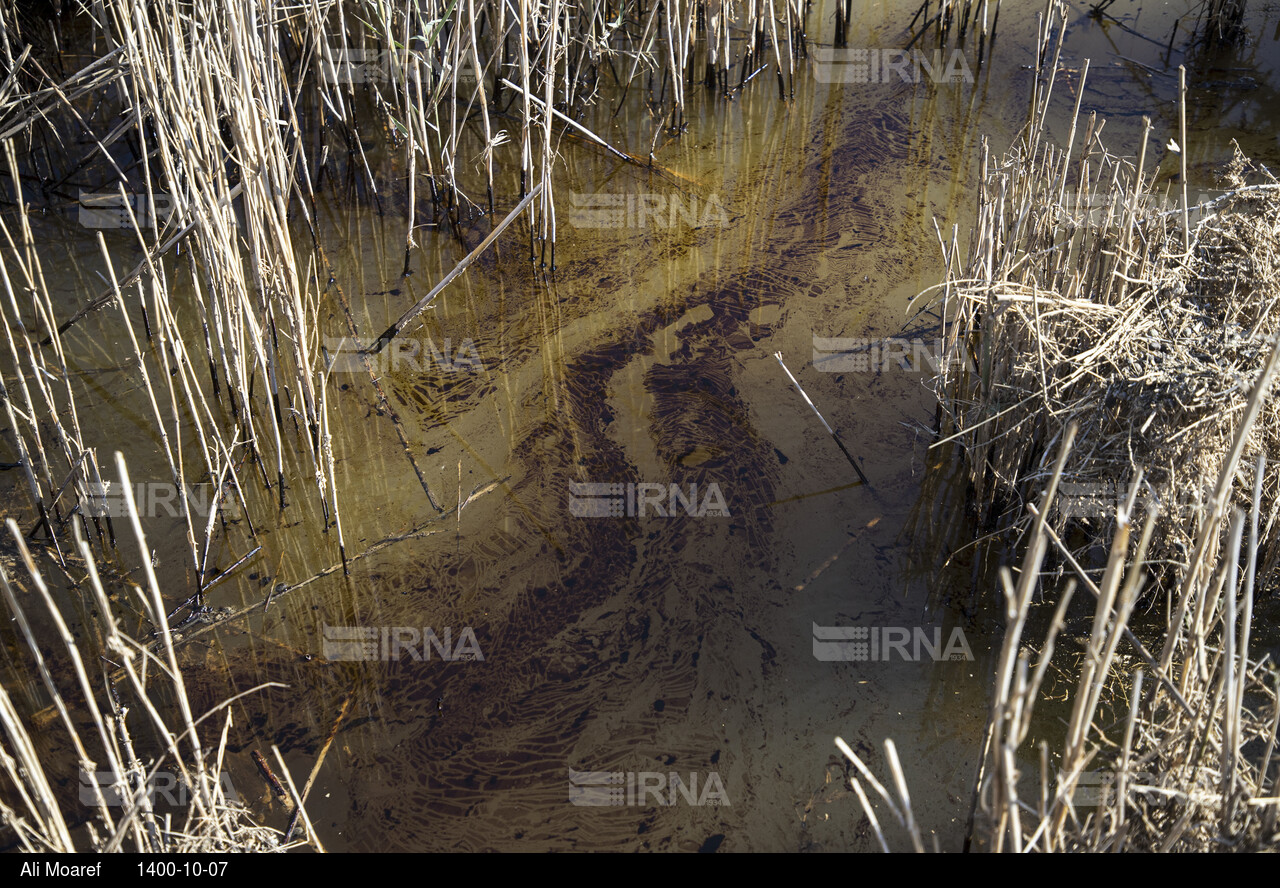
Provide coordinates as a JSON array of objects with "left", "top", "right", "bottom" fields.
[
  {"left": 6, "top": 0, "right": 1280, "bottom": 853},
  {"left": 214, "top": 78, "right": 995, "bottom": 851},
  {"left": 259, "top": 31, "right": 1002, "bottom": 851}
]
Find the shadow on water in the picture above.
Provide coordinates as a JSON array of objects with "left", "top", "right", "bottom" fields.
[
  {"left": 75, "top": 52, "right": 997, "bottom": 851},
  {"left": 5, "top": 0, "right": 1280, "bottom": 853}
]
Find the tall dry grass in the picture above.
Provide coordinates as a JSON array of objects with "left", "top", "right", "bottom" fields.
[
  {"left": 843, "top": 0, "right": 1280, "bottom": 851},
  {"left": 0, "top": 0, "right": 820, "bottom": 594},
  {"left": 0, "top": 453, "right": 307, "bottom": 852},
  {"left": 840, "top": 420, "right": 1280, "bottom": 850},
  {"left": 0, "top": 0, "right": 817, "bottom": 852}
]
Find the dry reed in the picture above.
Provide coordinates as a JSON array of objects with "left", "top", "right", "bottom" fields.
[
  {"left": 847, "top": 2, "right": 1280, "bottom": 850},
  {"left": 0, "top": 454, "right": 304, "bottom": 852},
  {"left": 0, "top": 0, "right": 816, "bottom": 597}
]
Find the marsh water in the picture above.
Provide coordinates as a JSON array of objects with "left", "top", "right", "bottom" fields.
[{"left": 6, "top": 0, "right": 1280, "bottom": 852}]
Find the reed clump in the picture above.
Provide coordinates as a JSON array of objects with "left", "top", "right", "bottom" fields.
[
  {"left": 0, "top": 454, "right": 303, "bottom": 852},
  {"left": 0, "top": 0, "right": 814, "bottom": 599},
  {"left": 919, "top": 56, "right": 1280, "bottom": 597},
  {"left": 841, "top": 427, "right": 1280, "bottom": 851},
  {"left": 843, "top": 16, "right": 1280, "bottom": 850},
  {"left": 961, "top": 437, "right": 1280, "bottom": 851}
]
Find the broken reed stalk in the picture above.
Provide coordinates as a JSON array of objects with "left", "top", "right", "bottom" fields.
[
  {"left": 498, "top": 78, "right": 640, "bottom": 168},
  {"left": 284, "top": 693, "right": 352, "bottom": 844},
  {"left": 270, "top": 746, "right": 324, "bottom": 852},
  {"left": 773, "top": 352, "right": 870, "bottom": 486},
  {"left": 370, "top": 180, "right": 544, "bottom": 353},
  {"left": 1179, "top": 65, "right": 1189, "bottom": 253}
]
